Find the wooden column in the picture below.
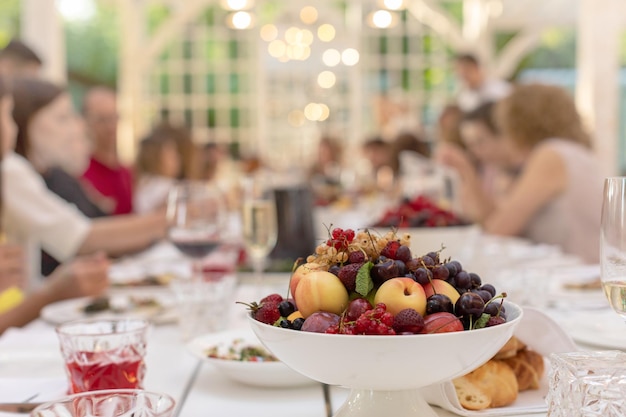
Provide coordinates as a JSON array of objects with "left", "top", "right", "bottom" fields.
[
  {"left": 20, "top": 0, "right": 66, "bottom": 82},
  {"left": 576, "top": 0, "right": 622, "bottom": 177}
]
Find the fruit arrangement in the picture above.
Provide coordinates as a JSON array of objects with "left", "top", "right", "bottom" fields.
[
  {"left": 373, "top": 195, "right": 467, "bottom": 228},
  {"left": 243, "top": 227, "right": 507, "bottom": 336}
]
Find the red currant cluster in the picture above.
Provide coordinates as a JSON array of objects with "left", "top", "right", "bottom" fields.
[
  {"left": 326, "top": 227, "right": 356, "bottom": 251},
  {"left": 374, "top": 195, "right": 466, "bottom": 228},
  {"left": 327, "top": 303, "right": 396, "bottom": 335}
]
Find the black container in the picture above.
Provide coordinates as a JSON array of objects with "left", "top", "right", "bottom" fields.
[{"left": 269, "top": 186, "right": 316, "bottom": 263}]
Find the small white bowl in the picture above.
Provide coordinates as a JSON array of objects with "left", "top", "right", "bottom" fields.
[{"left": 186, "top": 328, "right": 315, "bottom": 388}]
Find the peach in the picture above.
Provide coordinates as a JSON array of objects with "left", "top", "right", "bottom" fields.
[
  {"left": 290, "top": 262, "right": 326, "bottom": 301},
  {"left": 294, "top": 271, "right": 349, "bottom": 318},
  {"left": 422, "top": 280, "right": 460, "bottom": 304},
  {"left": 374, "top": 277, "right": 427, "bottom": 316}
]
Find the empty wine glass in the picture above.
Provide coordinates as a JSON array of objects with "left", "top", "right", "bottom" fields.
[
  {"left": 241, "top": 176, "right": 278, "bottom": 292},
  {"left": 600, "top": 177, "right": 626, "bottom": 319},
  {"left": 167, "top": 181, "right": 226, "bottom": 274}
]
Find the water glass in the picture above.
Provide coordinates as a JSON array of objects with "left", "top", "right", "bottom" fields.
[
  {"left": 170, "top": 272, "right": 237, "bottom": 341},
  {"left": 30, "top": 389, "right": 176, "bottom": 417},
  {"left": 56, "top": 319, "right": 149, "bottom": 393},
  {"left": 547, "top": 350, "right": 626, "bottom": 417}
]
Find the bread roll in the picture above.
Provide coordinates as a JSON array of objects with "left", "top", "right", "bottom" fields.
[
  {"left": 502, "top": 348, "right": 545, "bottom": 391},
  {"left": 454, "top": 360, "right": 518, "bottom": 409},
  {"left": 453, "top": 377, "right": 491, "bottom": 410},
  {"left": 493, "top": 336, "right": 526, "bottom": 360}
]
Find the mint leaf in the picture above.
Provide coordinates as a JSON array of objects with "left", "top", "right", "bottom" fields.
[
  {"left": 355, "top": 261, "right": 374, "bottom": 297},
  {"left": 473, "top": 313, "right": 491, "bottom": 330}
]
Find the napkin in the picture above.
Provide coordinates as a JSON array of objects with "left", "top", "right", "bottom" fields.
[{"left": 419, "top": 307, "right": 577, "bottom": 416}]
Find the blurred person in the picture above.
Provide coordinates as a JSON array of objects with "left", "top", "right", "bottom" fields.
[
  {"left": 362, "top": 137, "right": 398, "bottom": 193},
  {"left": 436, "top": 104, "right": 465, "bottom": 149},
  {"left": 200, "top": 142, "right": 243, "bottom": 209},
  {"left": 134, "top": 129, "right": 181, "bottom": 214},
  {"left": 438, "top": 83, "right": 602, "bottom": 263},
  {"left": 1, "top": 77, "right": 166, "bottom": 282},
  {"left": 308, "top": 136, "right": 344, "bottom": 204},
  {"left": 82, "top": 86, "right": 133, "bottom": 214},
  {"left": 454, "top": 53, "right": 511, "bottom": 112},
  {"left": 0, "top": 252, "right": 109, "bottom": 334},
  {"left": 0, "top": 39, "right": 42, "bottom": 79}
]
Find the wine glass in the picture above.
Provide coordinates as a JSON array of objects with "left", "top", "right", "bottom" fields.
[
  {"left": 167, "top": 181, "right": 226, "bottom": 274},
  {"left": 600, "top": 177, "right": 626, "bottom": 319},
  {"left": 240, "top": 176, "right": 278, "bottom": 292}
]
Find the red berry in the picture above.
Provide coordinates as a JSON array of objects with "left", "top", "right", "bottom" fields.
[
  {"left": 381, "top": 241, "right": 401, "bottom": 260},
  {"left": 254, "top": 301, "right": 281, "bottom": 325},
  {"left": 486, "top": 316, "right": 506, "bottom": 327},
  {"left": 331, "top": 228, "right": 344, "bottom": 239},
  {"left": 344, "top": 229, "right": 355, "bottom": 242},
  {"left": 348, "top": 251, "right": 366, "bottom": 264},
  {"left": 337, "top": 262, "right": 364, "bottom": 291},
  {"left": 260, "top": 293, "right": 283, "bottom": 304},
  {"left": 393, "top": 308, "right": 425, "bottom": 334}
]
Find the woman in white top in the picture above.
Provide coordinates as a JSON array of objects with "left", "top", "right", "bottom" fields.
[
  {"left": 438, "top": 83, "right": 602, "bottom": 263},
  {"left": 2, "top": 77, "right": 167, "bottom": 281}
]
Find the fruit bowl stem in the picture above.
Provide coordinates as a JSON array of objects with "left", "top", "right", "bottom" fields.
[{"left": 334, "top": 389, "right": 438, "bottom": 417}]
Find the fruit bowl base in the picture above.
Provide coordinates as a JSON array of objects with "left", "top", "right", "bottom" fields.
[{"left": 334, "top": 389, "right": 438, "bottom": 417}]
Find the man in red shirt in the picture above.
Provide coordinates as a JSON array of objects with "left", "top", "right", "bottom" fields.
[{"left": 81, "top": 87, "right": 133, "bottom": 215}]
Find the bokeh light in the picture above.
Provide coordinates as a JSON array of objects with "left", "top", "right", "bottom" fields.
[
  {"left": 300, "top": 6, "right": 318, "bottom": 25},
  {"left": 230, "top": 11, "right": 253, "bottom": 29},
  {"left": 317, "top": 24, "right": 336, "bottom": 42},
  {"left": 317, "top": 71, "right": 336, "bottom": 89},
  {"left": 260, "top": 24, "right": 278, "bottom": 41},
  {"left": 304, "top": 103, "right": 324, "bottom": 121},
  {"left": 288, "top": 110, "right": 306, "bottom": 127},
  {"left": 319, "top": 104, "right": 330, "bottom": 121},
  {"left": 341, "top": 48, "right": 360, "bottom": 66},
  {"left": 383, "top": 0, "right": 404, "bottom": 10},
  {"left": 285, "top": 26, "right": 300, "bottom": 44},
  {"left": 322, "top": 49, "right": 341, "bottom": 67},
  {"left": 268, "top": 40, "right": 286, "bottom": 58},
  {"left": 372, "top": 10, "right": 392, "bottom": 28}
]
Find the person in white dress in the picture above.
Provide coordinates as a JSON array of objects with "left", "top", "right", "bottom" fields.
[{"left": 438, "top": 83, "right": 602, "bottom": 263}]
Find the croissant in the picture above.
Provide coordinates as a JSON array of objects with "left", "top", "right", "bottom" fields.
[{"left": 502, "top": 348, "right": 545, "bottom": 391}]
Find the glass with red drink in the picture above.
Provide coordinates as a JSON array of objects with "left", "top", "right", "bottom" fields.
[{"left": 56, "top": 318, "right": 149, "bottom": 393}]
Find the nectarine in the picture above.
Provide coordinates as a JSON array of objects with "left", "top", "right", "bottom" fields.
[
  {"left": 373, "top": 277, "right": 427, "bottom": 316},
  {"left": 294, "top": 271, "right": 349, "bottom": 318}
]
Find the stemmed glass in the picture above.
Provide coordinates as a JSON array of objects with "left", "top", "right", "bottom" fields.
[
  {"left": 600, "top": 177, "right": 626, "bottom": 319},
  {"left": 167, "top": 181, "right": 226, "bottom": 275},
  {"left": 240, "top": 176, "right": 278, "bottom": 292}
]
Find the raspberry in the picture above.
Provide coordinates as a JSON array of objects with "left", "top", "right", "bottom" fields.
[
  {"left": 254, "top": 300, "right": 281, "bottom": 325},
  {"left": 337, "top": 262, "right": 364, "bottom": 291},
  {"left": 381, "top": 241, "right": 400, "bottom": 260},
  {"left": 393, "top": 308, "right": 425, "bottom": 334},
  {"left": 260, "top": 293, "right": 283, "bottom": 304},
  {"left": 348, "top": 251, "right": 366, "bottom": 264}
]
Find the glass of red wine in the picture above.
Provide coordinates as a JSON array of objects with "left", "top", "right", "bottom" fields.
[{"left": 167, "top": 181, "right": 226, "bottom": 270}]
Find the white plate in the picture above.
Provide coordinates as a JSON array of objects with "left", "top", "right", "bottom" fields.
[
  {"left": 421, "top": 307, "right": 578, "bottom": 416},
  {"left": 557, "top": 309, "right": 626, "bottom": 350},
  {"left": 40, "top": 293, "right": 177, "bottom": 325},
  {"left": 186, "top": 328, "right": 315, "bottom": 388}
]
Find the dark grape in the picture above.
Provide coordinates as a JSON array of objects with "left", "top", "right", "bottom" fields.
[
  {"left": 432, "top": 265, "right": 450, "bottom": 280},
  {"left": 426, "top": 251, "right": 440, "bottom": 264},
  {"left": 345, "top": 298, "right": 373, "bottom": 321},
  {"left": 479, "top": 284, "right": 496, "bottom": 298},
  {"left": 484, "top": 302, "right": 501, "bottom": 317},
  {"left": 469, "top": 272, "right": 482, "bottom": 289},
  {"left": 426, "top": 294, "right": 453, "bottom": 315},
  {"left": 394, "top": 260, "right": 407, "bottom": 276},
  {"left": 328, "top": 264, "right": 341, "bottom": 276},
  {"left": 455, "top": 271, "right": 472, "bottom": 290},
  {"left": 446, "top": 261, "right": 462, "bottom": 276},
  {"left": 278, "top": 300, "right": 296, "bottom": 317},
  {"left": 405, "top": 272, "right": 416, "bottom": 281},
  {"left": 279, "top": 319, "right": 291, "bottom": 328},
  {"left": 405, "top": 258, "right": 420, "bottom": 272},
  {"left": 395, "top": 245, "right": 412, "bottom": 263},
  {"left": 419, "top": 256, "right": 435, "bottom": 267},
  {"left": 371, "top": 260, "right": 400, "bottom": 285},
  {"left": 292, "top": 317, "right": 305, "bottom": 331},
  {"left": 413, "top": 267, "right": 433, "bottom": 286},
  {"left": 455, "top": 292, "right": 485, "bottom": 319},
  {"left": 444, "top": 262, "right": 458, "bottom": 277},
  {"left": 473, "top": 289, "right": 492, "bottom": 304}
]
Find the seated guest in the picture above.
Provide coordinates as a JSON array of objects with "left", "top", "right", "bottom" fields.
[
  {"left": 134, "top": 129, "right": 181, "bottom": 214},
  {"left": 1, "top": 77, "right": 166, "bottom": 282},
  {"left": 81, "top": 86, "right": 133, "bottom": 215},
  {"left": 438, "top": 83, "right": 602, "bottom": 263},
  {"left": 0, "top": 39, "right": 42, "bottom": 79}
]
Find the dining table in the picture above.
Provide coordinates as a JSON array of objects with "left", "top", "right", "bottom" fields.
[{"left": 0, "top": 230, "right": 620, "bottom": 417}]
